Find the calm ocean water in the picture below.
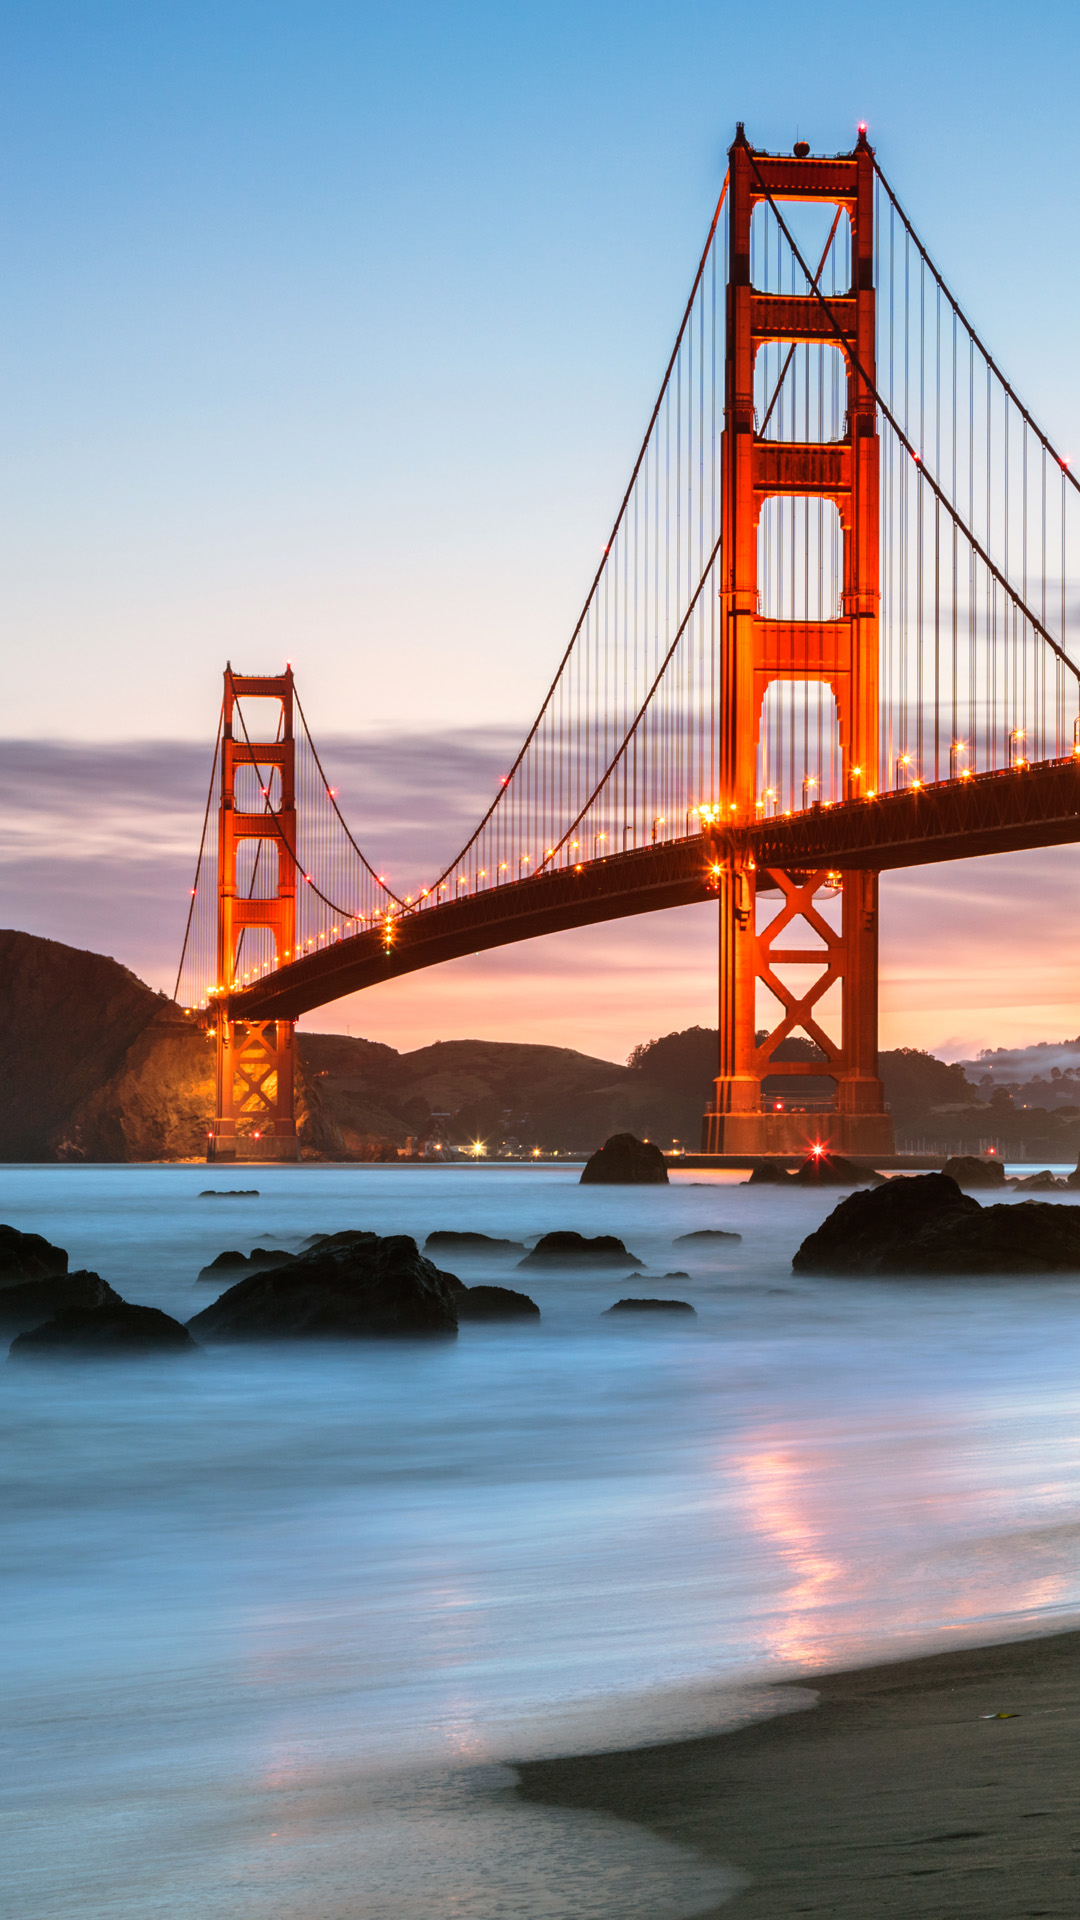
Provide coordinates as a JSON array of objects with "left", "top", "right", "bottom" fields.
[{"left": 4, "top": 1162, "right": 1080, "bottom": 1918}]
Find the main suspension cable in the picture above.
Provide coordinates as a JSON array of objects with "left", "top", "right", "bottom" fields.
[
  {"left": 745, "top": 148, "right": 1080, "bottom": 687},
  {"left": 172, "top": 704, "right": 223, "bottom": 1003}
]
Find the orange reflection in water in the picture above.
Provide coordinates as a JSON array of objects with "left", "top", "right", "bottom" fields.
[{"left": 732, "top": 1421, "right": 1074, "bottom": 1672}]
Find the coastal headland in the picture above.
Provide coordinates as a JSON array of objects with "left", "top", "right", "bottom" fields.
[{"left": 516, "top": 1627, "right": 1080, "bottom": 1915}]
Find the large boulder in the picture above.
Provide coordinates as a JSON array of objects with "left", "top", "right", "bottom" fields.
[
  {"left": 791, "top": 1152, "right": 886, "bottom": 1187},
  {"left": 196, "top": 1247, "right": 294, "bottom": 1283},
  {"left": 579, "top": 1134, "right": 668, "bottom": 1185},
  {"left": 603, "top": 1297, "right": 696, "bottom": 1315},
  {"left": 0, "top": 1225, "right": 68, "bottom": 1286},
  {"left": 941, "top": 1155, "right": 1007, "bottom": 1189},
  {"left": 746, "top": 1162, "right": 792, "bottom": 1185},
  {"left": 673, "top": 1228, "right": 742, "bottom": 1245},
  {"left": 10, "top": 1300, "right": 197, "bottom": 1357},
  {"left": 1012, "top": 1170, "right": 1066, "bottom": 1192},
  {"left": 793, "top": 1174, "right": 1080, "bottom": 1276},
  {"left": 0, "top": 1269, "right": 121, "bottom": 1337},
  {"left": 518, "top": 1232, "right": 643, "bottom": 1270},
  {"left": 187, "top": 1233, "right": 459, "bottom": 1340},
  {"left": 456, "top": 1285, "right": 540, "bottom": 1321},
  {"left": 424, "top": 1230, "right": 526, "bottom": 1256}
]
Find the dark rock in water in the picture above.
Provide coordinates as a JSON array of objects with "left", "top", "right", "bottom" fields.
[
  {"left": 10, "top": 1300, "right": 197, "bottom": 1357},
  {"left": 941, "top": 1155, "right": 1006, "bottom": 1189},
  {"left": 673, "top": 1228, "right": 742, "bottom": 1244},
  {"left": 663, "top": 1270, "right": 691, "bottom": 1279},
  {"left": 792, "top": 1152, "right": 886, "bottom": 1187},
  {"left": 424, "top": 1230, "right": 527, "bottom": 1255},
  {"left": 603, "top": 1297, "right": 696, "bottom": 1315},
  {"left": 793, "top": 1173, "right": 1080, "bottom": 1275},
  {"left": 196, "top": 1247, "right": 294, "bottom": 1284},
  {"left": 793, "top": 1174, "right": 975, "bottom": 1273},
  {"left": 198, "top": 1189, "right": 259, "bottom": 1198},
  {"left": 457, "top": 1284, "right": 540, "bottom": 1321},
  {"left": 1067, "top": 1160, "right": 1080, "bottom": 1192},
  {"left": 1011, "top": 1170, "right": 1066, "bottom": 1192},
  {"left": 518, "top": 1232, "right": 643, "bottom": 1270},
  {"left": 0, "top": 1224, "right": 68, "bottom": 1287},
  {"left": 580, "top": 1133, "right": 669, "bottom": 1185},
  {"left": 302, "top": 1229, "right": 378, "bottom": 1252},
  {"left": 0, "top": 1269, "right": 121, "bottom": 1336},
  {"left": 746, "top": 1162, "right": 793, "bottom": 1185},
  {"left": 187, "top": 1233, "right": 459, "bottom": 1340}
]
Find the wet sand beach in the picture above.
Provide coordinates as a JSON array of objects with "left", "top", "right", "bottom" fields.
[{"left": 515, "top": 1628, "right": 1080, "bottom": 1916}]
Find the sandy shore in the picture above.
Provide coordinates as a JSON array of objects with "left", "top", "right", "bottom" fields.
[{"left": 514, "top": 1628, "right": 1080, "bottom": 1916}]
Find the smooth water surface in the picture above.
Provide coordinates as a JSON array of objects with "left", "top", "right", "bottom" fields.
[{"left": 4, "top": 1163, "right": 1080, "bottom": 1918}]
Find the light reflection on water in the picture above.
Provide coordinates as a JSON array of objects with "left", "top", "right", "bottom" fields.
[{"left": 4, "top": 1162, "right": 1080, "bottom": 1916}]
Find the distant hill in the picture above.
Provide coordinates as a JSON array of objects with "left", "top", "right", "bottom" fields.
[{"left": 6, "top": 929, "right": 1077, "bottom": 1161}]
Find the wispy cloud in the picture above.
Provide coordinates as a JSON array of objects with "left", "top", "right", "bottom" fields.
[{"left": 5, "top": 736, "right": 1080, "bottom": 1061}]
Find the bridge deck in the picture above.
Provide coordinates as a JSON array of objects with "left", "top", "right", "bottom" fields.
[{"left": 222, "top": 756, "right": 1080, "bottom": 1021}]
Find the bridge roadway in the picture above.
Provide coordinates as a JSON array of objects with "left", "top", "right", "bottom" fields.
[{"left": 224, "top": 753, "right": 1080, "bottom": 1022}]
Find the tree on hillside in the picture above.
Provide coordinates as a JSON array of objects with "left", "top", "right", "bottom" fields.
[{"left": 877, "top": 1048, "right": 978, "bottom": 1130}]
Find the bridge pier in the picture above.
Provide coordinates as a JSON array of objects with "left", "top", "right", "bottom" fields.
[
  {"left": 207, "top": 668, "right": 301, "bottom": 1163},
  {"left": 703, "top": 127, "right": 893, "bottom": 1160}
]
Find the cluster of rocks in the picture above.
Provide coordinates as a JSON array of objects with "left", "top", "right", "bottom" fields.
[
  {"left": 793, "top": 1172, "right": 1080, "bottom": 1276},
  {"left": 747, "top": 1152, "right": 886, "bottom": 1187},
  {"left": 0, "top": 1222, "right": 545, "bottom": 1357}
]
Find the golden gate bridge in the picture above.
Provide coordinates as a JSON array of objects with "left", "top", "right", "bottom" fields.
[{"left": 175, "top": 126, "right": 1080, "bottom": 1163}]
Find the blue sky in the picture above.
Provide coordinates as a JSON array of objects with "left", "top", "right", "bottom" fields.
[{"left": 2, "top": 2, "right": 1080, "bottom": 1057}]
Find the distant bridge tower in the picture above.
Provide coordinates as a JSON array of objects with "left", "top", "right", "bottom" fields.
[
  {"left": 704, "top": 128, "right": 894, "bottom": 1155},
  {"left": 207, "top": 667, "right": 299, "bottom": 1162}
]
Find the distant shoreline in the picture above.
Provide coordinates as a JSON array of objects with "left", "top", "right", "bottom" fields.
[{"left": 514, "top": 1626, "right": 1080, "bottom": 1915}]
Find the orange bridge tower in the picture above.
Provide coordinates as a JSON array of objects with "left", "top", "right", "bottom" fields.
[
  {"left": 208, "top": 667, "right": 299, "bottom": 1162},
  {"left": 704, "top": 128, "right": 894, "bottom": 1156}
]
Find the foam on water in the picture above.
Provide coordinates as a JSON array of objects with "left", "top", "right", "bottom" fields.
[{"left": 4, "top": 1162, "right": 1080, "bottom": 1916}]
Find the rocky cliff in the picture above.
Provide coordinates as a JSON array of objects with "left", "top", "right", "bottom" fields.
[{"left": 0, "top": 930, "right": 677, "bottom": 1160}]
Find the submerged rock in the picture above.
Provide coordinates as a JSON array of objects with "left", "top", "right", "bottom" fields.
[
  {"left": 518, "top": 1232, "right": 644, "bottom": 1270},
  {"left": 793, "top": 1173, "right": 1080, "bottom": 1276},
  {"left": 662, "top": 1270, "right": 691, "bottom": 1280},
  {"left": 673, "top": 1229, "right": 742, "bottom": 1245},
  {"left": 10, "top": 1300, "right": 197, "bottom": 1357},
  {"left": 424, "top": 1231, "right": 527, "bottom": 1256},
  {"left": 0, "top": 1225, "right": 68, "bottom": 1286},
  {"left": 579, "top": 1134, "right": 668, "bottom": 1186},
  {"left": 0, "top": 1269, "right": 121, "bottom": 1336},
  {"left": 196, "top": 1247, "right": 294, "bottom": 1284},
  {"left": 198, "top": 1189, "right": 259, "bottom": 1198},
  {"left": 603, "top": 1298, "right": 696, "bottom": 1315},
  {"left": 187, "top": 1233, "right": 460, "bottom": 1341},
  {"left": 1011, "top": 1170, "right": 1066, "bottom": 1192},
  {"left": 456, "top": 1285, "right": 540, "bottom": 1321},
  {"left": 940, "top": 1155, "right": 1007, "bottom": 1190},
  {"left": 791, "top": 1152, "right": 886, "bottom": 1187}
]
